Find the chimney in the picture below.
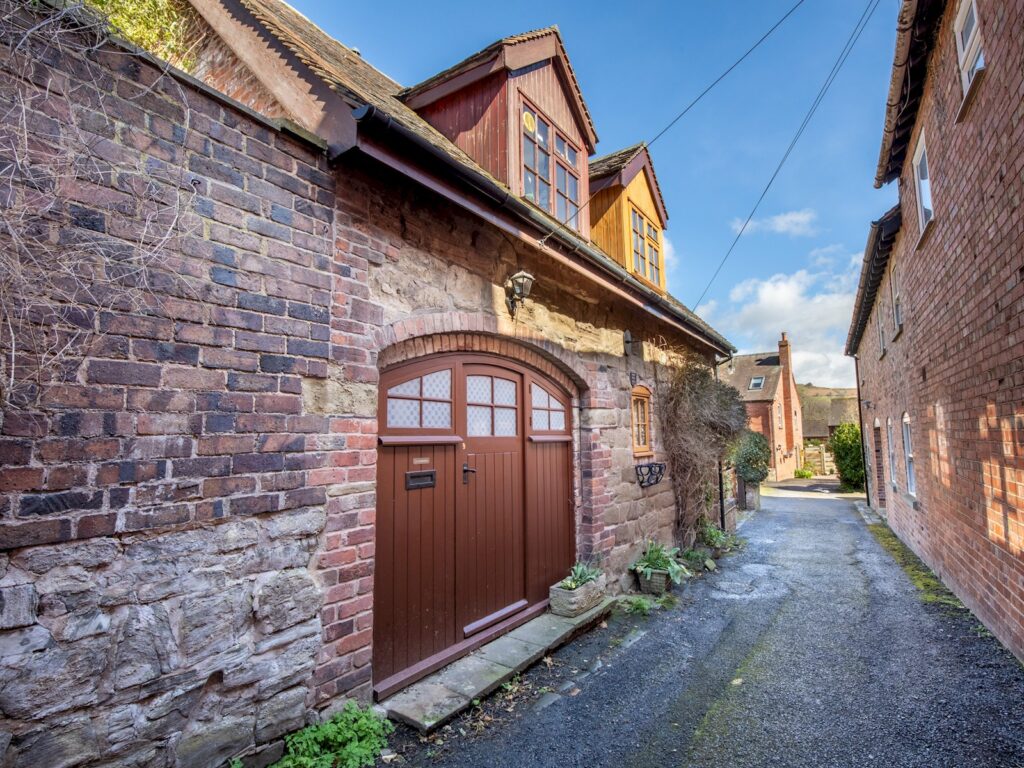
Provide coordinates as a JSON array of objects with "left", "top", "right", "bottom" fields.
[{"left": 778, "top": 332, "right": 795, "bottom": 454}]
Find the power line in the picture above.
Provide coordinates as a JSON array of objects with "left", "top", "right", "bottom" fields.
[
  {"left": 538, "top": 0, "right": 809, "bottom": 248},
  {"left": 693, "top": 0, "right": 883, "bottom": 309}
]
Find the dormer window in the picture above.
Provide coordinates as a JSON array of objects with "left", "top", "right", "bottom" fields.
[
  {"left": 749, "top": 376, "right": 765, "bottom": 390},
  {"left": 630, "top": 207, "right": 662, "bottom": 287},
  {"left": 523, "top": 103, "right": 580, "bottom": 231}
]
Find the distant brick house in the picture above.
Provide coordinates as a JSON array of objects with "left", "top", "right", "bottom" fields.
[
  {"left": 846, "top": 0, "right": 1023, "bottom": 660},
  {"left": 0, "top": 1, "right": 734, "bottom": 765},
  {"left": 718, "top": 333, "right": 803, "bottom": 481},
  {"left": 798, "top": 385, "right": 858, "bottom": 442}
]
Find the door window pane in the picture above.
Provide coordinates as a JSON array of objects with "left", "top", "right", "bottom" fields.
[
  {"left": 466, "top": 375, "right": 491, "bottom": 404},
  {"left": 494, "top": 378, "right": 516, "bottom": 405},
  {"left": 494, "top": 408, "right": 517, "bottom": 436},
  {"left": 550, "top": 410, "right": 565, "bottom": 430},
  {"left": 421, "top": 369, "right": 451, "bottom": 400},
  {"left": 387, "top": 398, "right": 419, "bottom": 428},
  {"left": 422, "top": 401, "right": 451, "bottom": 429},
  {"left": 388, "top": 379, "right": 419, "bottom": 397},
  {"left": 532, "top": 384, "right": 549, "bottom": 409},
  {"left": 532, "top": 409, "right": 549, "bottom": 431},
  {"left": 467, "top": 405, "right": 491, "bottom": 436}
]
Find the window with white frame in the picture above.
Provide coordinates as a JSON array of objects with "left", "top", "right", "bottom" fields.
[
  {"left": 887, "top": 417, "right": 896, "bottom": 486},
  {"left": 878, "top": 311, "right": 886, "bottom": 355},
  {"left": 912, "top": 136, "right": 933, "bottom": 233},
  {"left": 890, "top": 258, "right": 903, "bottom": 329},
  {"left": 954, "top": 0, "right": 985, "bottom": 94},
  {"left": 902, "top": 412, "right": 916, "bottom": 496},
  {"left": 749, "top": 376, "right": 764, "bottom": 390}
]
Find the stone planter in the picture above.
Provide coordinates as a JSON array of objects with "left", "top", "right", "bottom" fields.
[
  {"left": 635, "top": 568, "right": 673, "bottom": 595},
  {"left": 549, "top": 575, "right": 606, "bottom": 617}
]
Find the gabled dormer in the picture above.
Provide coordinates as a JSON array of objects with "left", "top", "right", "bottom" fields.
[
  {"left": 588, "top": 144, "right": 668, "bottom": 293},
  {"left": 400, "top": 27, "right": 598, "bottom": 238}
]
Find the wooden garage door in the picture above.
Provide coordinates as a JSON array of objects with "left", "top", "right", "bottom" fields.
[{"left": 374, "top": 353, "right": 574, "bottom": 698}]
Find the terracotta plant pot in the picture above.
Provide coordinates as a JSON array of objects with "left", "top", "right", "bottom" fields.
[
  {"left": 549, "top": 574, "right": 606, "bottom": 617},
  {"left": 636, "top": 568, "right": 672, "bottom": 595}
]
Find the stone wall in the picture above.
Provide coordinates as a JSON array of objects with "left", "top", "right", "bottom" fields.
[{"left": 855, "top": 0, "right": 1024, "bottom": 660}]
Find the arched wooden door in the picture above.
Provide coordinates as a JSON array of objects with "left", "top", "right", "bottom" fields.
[{"left": 374, "top": 353, "right": 574, "bottom": 698}]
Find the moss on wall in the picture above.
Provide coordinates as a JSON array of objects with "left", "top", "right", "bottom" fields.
[{"left": 86, "top": 0, "right": 204, "bottom": 70}]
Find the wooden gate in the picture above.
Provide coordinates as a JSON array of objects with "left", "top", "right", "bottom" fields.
[{"left": 374, "top": 353, "right": 574, "bottom": 698}]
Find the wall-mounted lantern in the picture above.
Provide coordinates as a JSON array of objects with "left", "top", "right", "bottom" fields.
[{"left": 504, "top": 270, "right": 535, "bottom": 318}]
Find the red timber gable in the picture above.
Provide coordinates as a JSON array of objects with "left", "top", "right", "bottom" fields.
[{"left": 402, "top": 28, "right": 597, "bottom": 239}]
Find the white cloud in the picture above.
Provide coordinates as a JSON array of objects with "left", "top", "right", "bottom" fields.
[
  {"left": 730, "top": 208, "right": 818, "bottom": 237},
  {"left": 809, "top": 243, "right": 843, "bottom": 267},
  {"left": 710, "top": 258, "right": 859, "bottom": 387}
]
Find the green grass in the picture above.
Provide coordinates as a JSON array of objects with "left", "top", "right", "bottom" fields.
[{"left": 866, "top": 523, "right": 965, "bottom": 610}]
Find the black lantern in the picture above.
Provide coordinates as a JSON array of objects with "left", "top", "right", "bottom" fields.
[{"left": 504, "top": 270, "right": 535, "bottom": 317}]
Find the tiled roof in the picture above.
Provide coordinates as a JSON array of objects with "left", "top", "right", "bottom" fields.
[
  {"left": 846, "top": 204, "right": 902, "bottom": 355},
  {"left": 588, "top": 143, "right": 644, "bottom": 178},
  {"left": 718, "top": 353, "right": 782, "bottom": 402},
  {"left": 798, "top": 385, "right": 858, "bottom": 437}
]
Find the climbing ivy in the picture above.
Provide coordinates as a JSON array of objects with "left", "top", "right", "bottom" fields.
[{"left": 85, "top": 0, "right": 204, "bottom": 70}]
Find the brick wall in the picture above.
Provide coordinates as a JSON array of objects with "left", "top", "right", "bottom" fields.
[
  {"left": 0, "top": 18, "right": 343, "bottom": 766},
  {"left": 856, "top": 0, "right": 1024, "bottom": 660}
]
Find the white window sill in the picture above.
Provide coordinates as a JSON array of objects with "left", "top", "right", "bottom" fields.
[
  {"left": 915, "top": 218, "right": 935, "bottom": 252},
  {"left": 892, "top": 322, "right": 904, "bottom": 342},
  {"left": 955, "top": 66, "right": 986, "bottom": 124}
]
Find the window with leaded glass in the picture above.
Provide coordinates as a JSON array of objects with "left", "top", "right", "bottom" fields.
[
  {"left": 530, "top": 383, "right": 567, "bottom": 432},
  {"left": 385, "top": 369, "right": 452, "bottom": 430}
]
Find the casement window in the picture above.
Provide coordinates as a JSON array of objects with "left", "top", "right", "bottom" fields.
[
  {"left": 954, "top": 0, "right": 985, "bottom": 94},
  {"left": 877, "top": 312, "right": 886, "bottom": 355},
  {"left": 902, "top": 412, "right": 916, "bottom": 496},
  {"left": 890, "top": 258, "right": 903, "bottom": 329},
  {"left": 912, "top": 136, "right": 933, "bottom": 233},
  {"left": 886, "top": 417, "right": 896, "bottom": 486},
  {"left": 631, "top": 385, "right": 652, "bottom": 456},
  {"left": 630, "top": 207, "right": 662, "bottom": 286},
  {"left": 749, "top": 376, "right": 765, "bottom": 390},
  {"left": 522, "top": 103, "right": 581, "bottom": 231}
]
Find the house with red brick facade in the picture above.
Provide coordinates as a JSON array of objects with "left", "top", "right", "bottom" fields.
[
  {"left": 846, "top": 0, "right": 1023, "bottom": 661},
  {"left": 718, "top": 333, "right": 803, "bottom": 481},
  {"left": 0, "top": 1, "right": 736, "bottom": 764}
]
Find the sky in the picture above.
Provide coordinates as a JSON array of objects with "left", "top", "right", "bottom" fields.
[{"left": 288, "top": 0, "right": 902, "bottom": 387}]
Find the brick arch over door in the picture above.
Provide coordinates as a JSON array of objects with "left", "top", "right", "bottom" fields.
[{"left": 374, "top": 313, "right": 592, "bottom": 400}]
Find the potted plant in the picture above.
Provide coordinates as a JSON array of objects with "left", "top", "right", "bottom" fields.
[
  {"left": 549, "top": 562, "right": 606, "bottom": 617},
  {"left": 631, "top": 541, "right": 690, "bottom": 595},
  {"left": 698, "top": 518, "right": 729, "bottom": 559}
]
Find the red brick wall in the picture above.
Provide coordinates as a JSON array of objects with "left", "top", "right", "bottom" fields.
[
  {"left": 744, "top": 394, "right": 799, "bottom": 481},
  {"left": 856, "top": 0, "right": 1024, "bottom": 660}
]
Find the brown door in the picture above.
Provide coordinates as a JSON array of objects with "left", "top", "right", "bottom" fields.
[
  {"left": 457, "top": 365, "right": 526, "bottom": 637},
  {"left": 873, "top": 425, "right": 886, "bottom": 507},
  {"left": 374, "top": 354, "right": 574, "bottom": 698}
]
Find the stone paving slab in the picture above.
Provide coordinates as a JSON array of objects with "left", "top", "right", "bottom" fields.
[{"left": 381, "top": 598, "right": 615, "bottom": 733}]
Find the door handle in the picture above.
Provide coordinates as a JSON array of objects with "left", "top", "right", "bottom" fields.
[{"left": 463, "top": 463, "right": 476, "bottom": 484}]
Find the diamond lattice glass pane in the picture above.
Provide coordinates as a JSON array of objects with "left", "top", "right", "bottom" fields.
[
  {"left": 422, "top": 369, "right": 451, "bottom": 400},
  {"left": 466, "top": 375, "right": 492, "bottom": 404},
  {"left": 387, "top": 398, "right": 419, "bottom": 428},
  {"left": 494, "top": 408, "right": 516, "bottom": 436},
  {"left": 387, "top": 378, "right": 419, "bottom": 397},
  {"left": 532, "top": 384, "right": 549, "bottom": 409},
  {"left": 494, "top": 378, "right": 515, "bottom": 406},
  {"left": 422, "top": 401, "right": 451, "bottom": 429},
  {"left": 532, "top": 409, "right": 549, "bottom": 431},
  {"left": 550, "top": 410, "right": 565, "bottom": 431},
  {"left": 467, "top": 405, "right": 491, "bottom": 436}
]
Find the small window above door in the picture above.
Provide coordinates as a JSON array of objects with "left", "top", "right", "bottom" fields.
[
  {"left": 386, "top": 368, "right": 453, "bottom": 429},
  {"left": 530, "top": 383, "right": 567, "bottom": 432}
]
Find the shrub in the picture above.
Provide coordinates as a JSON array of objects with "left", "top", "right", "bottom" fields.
[
  {"left": 829, "top": 422, "right": 865, "bottom": 491},
  {"left": 272, "top": 701, "right": 394, "bottom": 768},
  {"left": 631, "top": 541, "right": 691, "bottom": 585},
  {"left": 559, "top": 562, "right": 602, "bottom": 590},
  {"left": 730, "top": 430, "right": 771, "bottom": 484},
  {"left": 698, "top": 517, "right": 728, "bottom": 548},
  {"left": 794, "top": 467, "right": 813, "bottom": 479},
  {"left": 659, "top": 355, "right": 748, "bottom": 540}
]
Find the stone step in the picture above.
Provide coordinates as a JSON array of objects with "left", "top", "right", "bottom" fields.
[{"left": 381, "top": 598, "right": 615, "bottom": 733}]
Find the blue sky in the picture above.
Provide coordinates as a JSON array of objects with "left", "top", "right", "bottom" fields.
[{"left": 289, "top": 0, "right": 901, "bottom": 386}]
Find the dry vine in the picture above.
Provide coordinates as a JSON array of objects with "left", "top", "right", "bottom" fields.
[
  {"left": 0, "top": 0, "right": 197, "bottom": 416},
  {"left": 657, "top": 352, "right": 747, "bottom": 544}
]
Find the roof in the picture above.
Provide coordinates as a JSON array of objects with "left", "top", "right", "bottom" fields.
[
  {"left": 845, "top": 205, "right": 902, "bottom": 355},
  {"left": 875, "top": 0, "right": 947, "bottom": 187},
  {"left": 718, "top": 353, "right": 783, "bottom": 402},
  {"left": 398, "top": 26, "right": 598, "bottom": 151},
  {"left": 797, "top": 385, "right": 858, "bottom": 437},
  {"left": 588, "top": 143, "right": 669, "bottom": 226},
  {"left": 203, "top": 0, "right": 732, "bottom": 354}
]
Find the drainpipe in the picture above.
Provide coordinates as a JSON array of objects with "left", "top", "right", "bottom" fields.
[
  {"left": 715, "top": 354, "right": 733, "bottom": 529},
  {"left": 853, "top": 353, "right": 871, "bottom": 506}
]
